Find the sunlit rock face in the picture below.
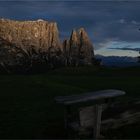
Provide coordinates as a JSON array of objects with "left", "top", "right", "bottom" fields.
[
  {"left": 63, "top": 28, "right": 94, "bottom": 66},
  {"left": 0, "top": 19, "right": 63, "bottom": 72},
  {"left": 0, "top": 19, "right": 62, "bottom": 53},
  {"left": 0, "top": 18, "right": 95, "bottom": 73}
]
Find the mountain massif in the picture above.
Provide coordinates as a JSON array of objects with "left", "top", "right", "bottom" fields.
[{"left": 0, "top": 18, "right": 95, "bottom": 73}]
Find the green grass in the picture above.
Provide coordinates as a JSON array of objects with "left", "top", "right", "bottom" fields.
[{"left": 0, "top": 66, "right": 140, "bottom": 138}]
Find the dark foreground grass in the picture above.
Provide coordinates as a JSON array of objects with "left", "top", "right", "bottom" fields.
[{"left": 0, "top": 66, "right": 140, "bottom": 138}]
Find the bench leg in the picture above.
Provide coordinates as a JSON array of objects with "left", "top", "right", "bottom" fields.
[
  {"left": 94, "top": 104, "right": 102, "bottom": 140},
  {"left": 64, "top": 105, "right": 71, "bottom": 137}
]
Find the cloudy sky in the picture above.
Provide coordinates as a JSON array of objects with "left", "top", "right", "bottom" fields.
[{"left": 0, "top": 0, "right": 140, "bottom": 56}]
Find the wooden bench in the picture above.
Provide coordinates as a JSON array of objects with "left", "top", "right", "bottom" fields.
[{"left": 55, "top": 89, "right": 125, "bottom": 139}]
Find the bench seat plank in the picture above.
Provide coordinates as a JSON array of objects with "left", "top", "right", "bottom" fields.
[{"left": 55, "top": 89, "right": 125, "bottom": 105}]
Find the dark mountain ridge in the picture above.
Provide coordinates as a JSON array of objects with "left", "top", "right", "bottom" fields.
[{"left": 96, "top": 55, "right": 140, "bottom": 67}]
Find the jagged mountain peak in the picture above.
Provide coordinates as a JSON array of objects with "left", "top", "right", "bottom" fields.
[
  {"left": 78, "top": 28, "right": 92, "bottom": 45},
  {"left": 63, "top": 27, "right": 94, "bottom": 66},
  {"left": 78, "top": 27, "right": 85, "bottom": 33},
  {"left": 70, "top": 29, "right": 79, "bottom": 45}
]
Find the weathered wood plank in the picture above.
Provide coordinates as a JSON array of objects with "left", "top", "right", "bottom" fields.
[
  {"left": 79, "top": 105, "right": 103, "bottom": 139},
  {"left": 55, "top": 89, "right": 125, "bottom": 105},
  {"left": 94, "top": 105, "right": 102, "bottom": 139},
  {"left": 79, "top": 106, "right": 96, "bottom": 128}
]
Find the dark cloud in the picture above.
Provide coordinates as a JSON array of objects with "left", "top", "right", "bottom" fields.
[
  {"left": 0, "top": 1, "right": 140, "bottom": 49},
  {"left": 109, "top": 47, "right": 140, "bottom": 52}
]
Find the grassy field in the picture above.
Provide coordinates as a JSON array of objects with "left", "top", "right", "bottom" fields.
[{"left": 0, "top": 66, "right": 140, "bottom": 139}]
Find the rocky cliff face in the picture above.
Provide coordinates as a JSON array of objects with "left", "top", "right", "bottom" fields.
[
  {"left": 0, "top": 19, "right": 61, "bottom": 52},
  {"left": 0, "top": 19, "right": 63, "bottom": 72},
  {"left": 63, "top": 28, "right": 94, "bottom": 66},
  {"left": 0, "top": 18, "right": 95, "bottom": 73}
]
